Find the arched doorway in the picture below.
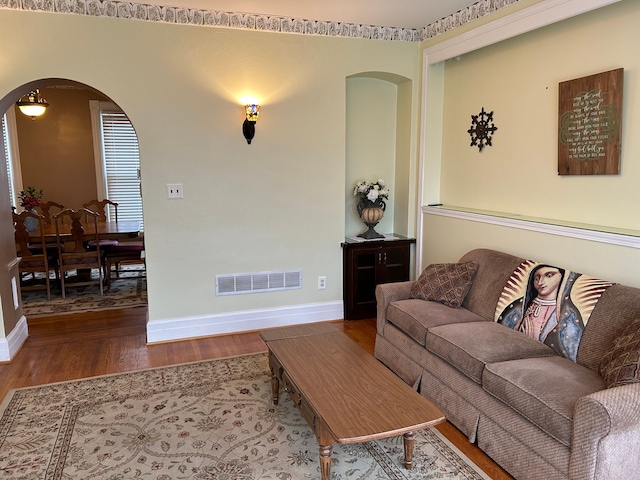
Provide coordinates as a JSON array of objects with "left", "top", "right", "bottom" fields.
[{"left": 1, "top": 79, "right": 145, "bottom": 319}]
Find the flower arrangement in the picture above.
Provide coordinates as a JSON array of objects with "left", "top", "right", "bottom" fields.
[
  {"left": 353, "top": 179, "right": 390, "bottom": 205},
  {"left": 19, "top": 186, "right": 43, "bottom": 210}
]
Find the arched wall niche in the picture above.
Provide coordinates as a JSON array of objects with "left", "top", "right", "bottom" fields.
[{"left": 345, "top": 71, "right": 412, "bottom": 239}]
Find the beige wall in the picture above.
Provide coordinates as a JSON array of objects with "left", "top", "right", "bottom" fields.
[
  {"left": 0, "top": 9, "right": 420, "bottom": 338},
  {"left": 420, "top": 0, "right": 640, "bottom": 286}
]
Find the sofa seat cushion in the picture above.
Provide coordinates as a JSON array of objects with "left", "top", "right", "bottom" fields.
[
  {"left": 483, "top": 356, "right": 606, "bottom": 446},
  {"left": 387, "top": 299, "right": 485, "bottom": 346},
  {"left": 426, "top": 322, "right": 555, "bottom": 384}
]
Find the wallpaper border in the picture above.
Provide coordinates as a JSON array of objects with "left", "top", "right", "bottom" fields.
[{"left": 0, "top": 0, "right": 521, "bottom": 42}]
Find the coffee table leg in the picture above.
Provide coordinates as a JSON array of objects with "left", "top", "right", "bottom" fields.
[
  {"left": 269, "top": 369, "right": 280, "bottom": 405},
  {"left": 319, "top": 443, "right": 333, "bottom": 480},
  {"left": 403, "top": 431, "right": 415, "bottom": 469}
]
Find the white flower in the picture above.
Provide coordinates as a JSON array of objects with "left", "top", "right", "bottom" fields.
[
  {"left": 354, "top": 182, "right": 370, "bottom": 196},
  {"left": 354, "top": 179, "right": 390, "bottom": 204}
]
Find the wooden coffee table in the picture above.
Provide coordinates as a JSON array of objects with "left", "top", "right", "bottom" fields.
[{"left": 260, "top": 323, "right": 445, "bottom": 480}]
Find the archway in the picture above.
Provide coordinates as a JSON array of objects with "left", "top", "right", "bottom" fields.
[{"left": 1, "top": 79, "right": 145, "bottom": 339}]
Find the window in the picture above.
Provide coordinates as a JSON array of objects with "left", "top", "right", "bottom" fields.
[{"left": 90, "top": 101, "right": 143, "bottom": 228}]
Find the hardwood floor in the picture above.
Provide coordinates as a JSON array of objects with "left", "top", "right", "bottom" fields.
[{"left": 0, "top": 307, "right": 512, "bottom": 479}]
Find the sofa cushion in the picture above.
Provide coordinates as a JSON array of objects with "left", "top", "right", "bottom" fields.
[
  {"left": 483, "top": 356, "right": 606, "bottom": 447},
  {"left": 599, "top": 316, "right": 640, "bottom": 388},
  {"left": 387, "top": 299, "right": 485, "bottom": 346},
  {"left": 410, "top": 262, "right": 478, "bottom": 308},
  {"left": 577, "top": 284, "right": 640, "bottom": 372},
  {"left": 457, "top": 249, "right": 526, "bottom": 320},
  {"left": 426, "top": 322, "right": 555, "bottom": 384}
]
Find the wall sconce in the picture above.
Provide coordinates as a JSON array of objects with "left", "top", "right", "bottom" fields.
[
  {"left": 242, "top": 104, "right": 260, "bottom": 144},
  {"left": 16, "top": 89, "right": 49, "bottom": 119}
]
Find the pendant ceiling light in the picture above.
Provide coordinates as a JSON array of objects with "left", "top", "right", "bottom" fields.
[{"left": 16, "top": 89, "right": 49, "bottom": 119}]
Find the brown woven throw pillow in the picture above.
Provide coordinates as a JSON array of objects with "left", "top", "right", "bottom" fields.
[
  {"left": 410, "top": 262, "right": 478, "bottom": 308},
  {"left": 599, "top": 316, "right": 640, "bottom": 388}
]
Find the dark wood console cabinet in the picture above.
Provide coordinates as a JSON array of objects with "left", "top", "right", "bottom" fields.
[{"left": 341, "top": 235, "right": 415, "bottom": 320}]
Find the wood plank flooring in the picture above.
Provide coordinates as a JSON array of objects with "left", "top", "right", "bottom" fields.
[{"left": 0, "top": 307, "right": 512, "bottom": 479}]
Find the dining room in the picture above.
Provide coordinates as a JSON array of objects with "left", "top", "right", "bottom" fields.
[{"left": 5, "top": 81, "right": 147, "bottom": 312}]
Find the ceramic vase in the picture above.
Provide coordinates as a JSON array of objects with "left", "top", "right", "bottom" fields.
[
  {"left": 357, "top": 200, "right": 385, "bottom": 239},
  {"left": 24, "top": 209, "right": 38, "bottom": 232}
]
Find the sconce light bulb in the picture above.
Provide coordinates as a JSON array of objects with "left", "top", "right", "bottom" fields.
[{"left": 245, "top": 104, "right": 260, "bottom": 122}]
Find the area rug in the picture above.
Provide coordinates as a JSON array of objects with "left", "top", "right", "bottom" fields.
[
  {"left": 0, "top": 353, "right": 490, "bottom": 479},
  {"left": 20, "top": 268, "right": 147, "bottom": 317}
]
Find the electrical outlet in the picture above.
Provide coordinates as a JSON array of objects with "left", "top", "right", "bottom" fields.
[
  {"left": 318, "top": 276, "right": 327, "bottom": 290},
  {"left": 166, "top": 183, "right": 183, "bottom": 199}
]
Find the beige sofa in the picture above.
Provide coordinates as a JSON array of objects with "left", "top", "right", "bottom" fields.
[{"left": 374, "top": 248, "right": 640, "bottom": 480}]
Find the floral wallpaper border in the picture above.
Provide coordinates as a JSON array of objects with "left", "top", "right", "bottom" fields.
[{"left": 0, "top": 0, "right": 521, "bottom": 42}]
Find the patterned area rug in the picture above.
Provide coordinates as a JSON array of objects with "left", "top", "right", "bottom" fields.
[
  {"left": 20, "top": 268, "right": 147, "bottom": 317},
  {"left": 0, "top": 353, "right": 490, "bottom": 480}
]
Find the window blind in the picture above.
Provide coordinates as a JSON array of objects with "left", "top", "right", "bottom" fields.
[{"left": 101, "top": 111, "right": 143, "bottom": 228}]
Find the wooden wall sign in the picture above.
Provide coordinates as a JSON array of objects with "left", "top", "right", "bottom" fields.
[{"left": 558, "top": 68, "right": 623, "bottom": 175}]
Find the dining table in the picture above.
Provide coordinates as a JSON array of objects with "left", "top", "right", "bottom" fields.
[
  {"left": 25, "top": 220, "right": 142, "bottom": 286},
  {"left": 28, "top": 220, "right": 142, "bottom": 242}
]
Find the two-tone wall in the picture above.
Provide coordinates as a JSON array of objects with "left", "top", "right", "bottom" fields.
[{"left": 420, "top": 0, "right": 640, "bottom": 286}]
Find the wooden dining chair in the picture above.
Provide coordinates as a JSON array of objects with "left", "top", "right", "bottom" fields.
[
  {"left": 82, "top": 199, "right": 119, "bottom": 250},
  {"left": 36, "top": 201, "right": 65, "bottom": 224},
  {"left": 104, "top": 236, "right": 146, "bottom": 289},
  {"left": 53, "top": 208, "right": 104, "bottom": 299},
  {"left": 83, "top": 199, "right": 118, "bottom": 222},
  {"left": 13, "top": 210, "right": 57, "bottom": 300},
  {"left": 30, "top": 200, "right": 65, "bottom": 257}
]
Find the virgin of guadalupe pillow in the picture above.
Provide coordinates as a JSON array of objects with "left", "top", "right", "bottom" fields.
[
  {"left": 494, "top": 260, "right": 615, "bottom": 362},
  {"left": 410, "top": 261, "right": 478, "bottom": 308}
]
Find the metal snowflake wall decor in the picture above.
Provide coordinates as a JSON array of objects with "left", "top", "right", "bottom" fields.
[{"left": 467, "top": 107, "right": 498, "bottom": 152}]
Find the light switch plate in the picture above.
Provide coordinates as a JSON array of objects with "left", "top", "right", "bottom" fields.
[{"left": 166, "top": 183, "right": 183, "bottom": 199}]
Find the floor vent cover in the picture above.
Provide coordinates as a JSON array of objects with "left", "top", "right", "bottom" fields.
[{"left": 215, "top": 270, "right": 302, "bottom": 296}]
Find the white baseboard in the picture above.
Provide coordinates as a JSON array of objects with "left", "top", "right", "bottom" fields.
[
  {"left": 146, "top": 301, "right": 344, "bottom": 343},
  {"left": 0, "top": 315, "right": 29, "bottom": 362}
]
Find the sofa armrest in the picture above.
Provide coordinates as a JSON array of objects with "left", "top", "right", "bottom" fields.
[
  {"left": 375, "top": 281, "right": 414, "bottom": 335},
  {"left": 570, "top": 383, "right": 640, "bottom": 480}
]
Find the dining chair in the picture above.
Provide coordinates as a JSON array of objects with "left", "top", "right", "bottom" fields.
[
  {"left": 36, "top": 200, "right": 65, "bottom": 224},
  {"left": 53, "top": 208, "right": 104, "bottom": 299},
  {"left": 30, "top": 200, "right": 65, "bottom": 257},
  {"left": 82, "top": 199, "right": 119, "bottom": 250},
  {"left": 83, "top": 199, "right": 145, "bottom": 287},
  {"left": 13, "top": 210, "right": 57, "bottom": 300},
  {"left": 82, "top": 199, "right": 118, "bottom": 222},
  {"left": 104, "top": 236, "right": 146, "bottom": 289}
]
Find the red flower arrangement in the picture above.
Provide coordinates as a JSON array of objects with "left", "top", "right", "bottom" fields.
[{"left": 19, "top": 186, "right": 43, "bottom": 210}]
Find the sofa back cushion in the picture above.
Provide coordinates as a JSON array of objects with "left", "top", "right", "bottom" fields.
[
  {"left": 458, "top": 249, "right": 525, "bottom": 321},
  {"left": 578, "top": 285, "right": 640, "bottom": 372},
  {"left": 599, "top": 316, "right": 640, "bottom": 388}
]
